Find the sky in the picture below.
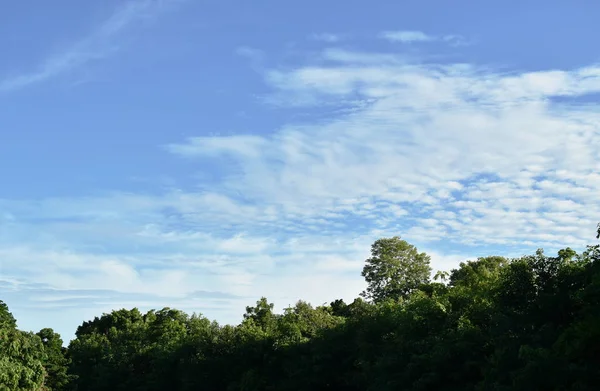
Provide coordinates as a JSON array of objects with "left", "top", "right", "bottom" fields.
[{"left": 1, "top": 0, "right": 600, "bottom": 343}]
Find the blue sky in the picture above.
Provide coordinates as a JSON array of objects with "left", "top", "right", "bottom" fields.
[{"left": 1, "top": 0, "right": 600, "bottom": 343}]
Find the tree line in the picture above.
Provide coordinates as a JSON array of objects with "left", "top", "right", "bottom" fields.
[{"left": 2, "top": 226, "right": 599, "bottom": 390}]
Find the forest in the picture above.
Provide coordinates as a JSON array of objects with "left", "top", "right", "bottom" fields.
[{"left": 2, "top": 225, "right": 599, "bottom": 391}]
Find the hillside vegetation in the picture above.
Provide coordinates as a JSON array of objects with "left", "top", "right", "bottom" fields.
[{"left": 2, "top": 226, "right": 599, "bottom": 391}]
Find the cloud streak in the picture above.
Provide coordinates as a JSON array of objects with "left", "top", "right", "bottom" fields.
[
  {"left": 310, "top": 33, "right": 342, "bottom": 42},
  {"left": 3, "top": 37, "right": 600, "bottom": 343},
  {"left": 380, "top": 30, "right": 467, "bottom": 45},
  {"left": 0, "top": 0, "right": 178, "bottom": 92}
]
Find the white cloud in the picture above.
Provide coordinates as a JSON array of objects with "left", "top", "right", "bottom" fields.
[
  {"left": 310, "top": 33, "right": 342, "bottom": 42},
  {"left": 166, "top": 47, "right": 600, "bottom": 250},
  {"left": 4, "top": 40, "right": 600, "bottom": 344},
  {"left": 321, "top": 48, "right": 409, "bottom": 65},
  {"left": 166, "top": 135, "right": 268, "bottom": 158},
  {"left": 380, "top": 30, "right": 434, "bottom": 42},
  {"left": 380, "top": 30, "right": 468, "bottom": 45},
  {"left": 0, "top": 0, "right": 181, "bottom": 92}
]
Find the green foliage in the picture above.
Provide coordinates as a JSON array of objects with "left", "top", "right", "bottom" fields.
[
  {"left": 36, "top": 328, "right": 72, "bottom": 391},
  {"left": 243, "top": 297, "right": 277, "bottom": 333},
  {"left": 3, "top": 226, "right": 600, "bottom": 390},
  {"left": 361, "top": 236, "right": 432, "bottom": 303},
  {"left": 0, "top": 301, "right": 46, "bottom": 391},
  {"left": 449, "top": 256, "right": 508, "bottom": 289},
  {"left": 0, "top": 300, "right": 17, "bottom": 329}
]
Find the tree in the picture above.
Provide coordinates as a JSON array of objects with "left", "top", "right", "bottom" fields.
[
  {"left": 243, "top": 297, "right": 277, "bottom": 332},
  {"left": 0, "top": 300, "right": 16, "bottom": 329},
  {"left": 8, "top": 222, "right": 600, "bottom": 391},
  {"left": 36, "top": 328, "right": 72, "bottom": 391},
  {"left": 0, "top": 301, "right": 46, "bottom": 391},
  {"left": 361, "top": 236, "right": 432, "bottom": 303},
  {"left": 330, "top": 299, "right": 351, "bottom": 317},
  {"left": 449, "top": 256, "right": 508, "bottom": 289}
]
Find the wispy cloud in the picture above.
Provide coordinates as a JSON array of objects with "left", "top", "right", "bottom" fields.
[
  {"left": 234, "top": 46, "right": 265, "bottom": 70},
  {"left": 380, "top": 30, "right": 467, "bottom": 45},
  {"left": 0, "top": 0, "right": 180, "bottom": 92},
  {"left": 168, "top": 46, "right": 600, "bottom": 251},
  {"left": 380, "top": 30, "right": 433, "bottom": 42},
  {"left": 165, "top": 135, "right": 268, "bottom": 158},
  {"left": 235, "top": 46, "right": 264, "bottom": 60},
  {"left": 4, "top": 37, "right": 600, "bottom": 342},
  {"left": 310, "top": 33, "right": 342, "bottom": 43}
]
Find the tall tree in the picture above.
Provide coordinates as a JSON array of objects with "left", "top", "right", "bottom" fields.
[
  {"left": 36, "top": 328, "right": 72, "bottom": 391},
  {"left": 361, "top": 236, "right": 432, "bottom": 303},
  {"left": 0, "top": 301, "right": 46, "bottom": 391},
  {"left": 0, "top": 300, "right": 16, "bottom": 329},
  {"left": 243, "top": 297, "right": 277, "bottom": 332}
]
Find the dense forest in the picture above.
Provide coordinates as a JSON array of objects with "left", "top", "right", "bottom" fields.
[{"left": 2, "top": 225, "right": 600, "bottom": 391}]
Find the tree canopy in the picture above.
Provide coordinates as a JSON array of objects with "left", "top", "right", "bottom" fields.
[
  {"left": 2, "top": 227, "right": 600, "bottom": 390},
  {"left": 0, "top": 301, "right": 46, "bottom": 391},
  {"left": 361, "top": 236, "right": 432, "bottom": 302}
]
